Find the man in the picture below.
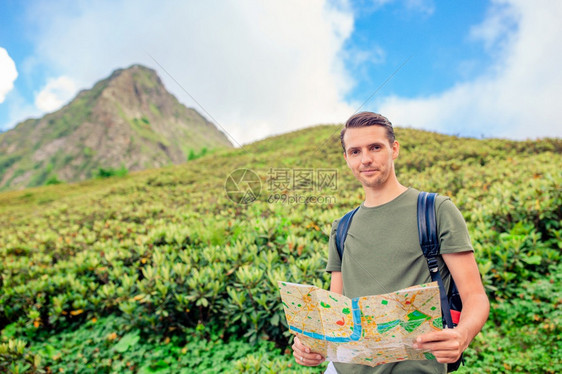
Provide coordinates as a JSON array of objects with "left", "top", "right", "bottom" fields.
[{"left": 291, "top": 112, "right": 489, "bottom": 373}]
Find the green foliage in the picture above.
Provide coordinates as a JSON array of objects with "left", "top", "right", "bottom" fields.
[
  {"left": 187, "top": 147, "right": 209, "bottom": 161},
  {"left": 93, "top": 165, "right": 129, "bottom": 179},
  {"left": 459, "top": 262, "right": 561, "bottom": 373},
  {"left": 0, "top": 338, "right": 44, "bottom": 374},
  {"left": 0, "top": 125, "right": 560, "bottom": 372},
  {"left": 44, "top": 176, "right": 63, "bottom": 186},
  {"left": 2, "top": 315, "right": 317, "bottom": 373}
]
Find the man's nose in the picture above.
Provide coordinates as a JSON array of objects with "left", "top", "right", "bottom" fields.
[{"left": 361, "top": 150, "right": 373, "bottom": 164}]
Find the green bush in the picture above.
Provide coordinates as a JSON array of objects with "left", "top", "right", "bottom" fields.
[
  {"left": 93, "top": 165, "right": 129, "bottom": 179},
  {"left": 187, "top": 147, "right": 209, "bottom": 161},
  {"left": 44, "top": 176, "right": 63, "bottom": 186}
]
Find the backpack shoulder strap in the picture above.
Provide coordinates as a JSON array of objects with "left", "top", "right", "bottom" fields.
[
  {"left": 417, "top": 191, "right": 455, "bottom": 328},
  {"left": 335, "top": 206, "right": 360, "bottom": 260},
  {"left": 417, "top": 191, "right": 440, "bottom": 258}
]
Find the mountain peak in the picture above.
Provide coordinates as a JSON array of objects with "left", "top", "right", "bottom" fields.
[
  {"left": 0, "top": 65, "right": 232, "bottom": 191},
  {"left": 107, "top": 64, "right": 159, "bottom": 83}
]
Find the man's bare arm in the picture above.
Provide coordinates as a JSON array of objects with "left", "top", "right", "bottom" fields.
[
  {"left": 414, "top": 251, "right": 490, "bottom": 363},
  {"left": 444, "top": 251, "right": 490, "bottom": 346},
  {"left": 330, "top": 271, "right": 343, "bottom": 294}
]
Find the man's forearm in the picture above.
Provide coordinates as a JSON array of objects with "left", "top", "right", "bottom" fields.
[{"left": 456, "top": 292, "right": 490, "bottom": 349}]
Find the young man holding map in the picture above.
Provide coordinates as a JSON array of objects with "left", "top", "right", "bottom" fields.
[{"left": 290, "top": 112, "right": 489, "bottom": 373}]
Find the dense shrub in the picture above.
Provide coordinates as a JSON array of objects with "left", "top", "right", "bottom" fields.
[{"left": 93, "top": 165, "right": 129, "bottom": 179}]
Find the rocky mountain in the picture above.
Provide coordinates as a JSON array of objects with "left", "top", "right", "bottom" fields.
[{"left": 0, "top": 64, "right": 232, "bottom": 190}]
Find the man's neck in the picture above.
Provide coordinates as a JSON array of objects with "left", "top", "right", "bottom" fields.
[{"left": 363, "top": 180, "right": 408, "bottom": 207}]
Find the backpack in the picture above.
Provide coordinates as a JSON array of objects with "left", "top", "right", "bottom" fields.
[{"left": 335, "top": 191, "right": 463, "bottom": 372}]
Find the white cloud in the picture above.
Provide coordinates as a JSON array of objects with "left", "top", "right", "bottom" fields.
[
  {"left": 404, "top": 0, "right": 435, "bottom": 16},
  {"left": 367, "top": 0, "right": 434, "bottom": 16},
  {"left": 347, "top": 45, "right": 386, "bottom": 68},
  {"left": 0, "top": 48, "right": 18, "bottom": 103},
  {"left": 377, "top": 0, "right": 562, "bottom": 140},
  {"left": 469, "top": 0, "right": 519, "bottom": 52},
  {"left": 34, "top": 76, "right": 78, "bottom": 112},
  {"left": 23, "top": 0, "right": 356, "bottom": 144}
]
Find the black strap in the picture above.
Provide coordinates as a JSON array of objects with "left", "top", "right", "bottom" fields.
[
  {"left": 417, "top": 192, "right": 454, "bottom": 329},
  {"left": 336, "top": 207, "right": 359, "bottom": 260}
]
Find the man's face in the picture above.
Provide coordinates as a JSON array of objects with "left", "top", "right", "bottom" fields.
[{"left": 342, "top": 126, "right": 399, "bottom": 189}]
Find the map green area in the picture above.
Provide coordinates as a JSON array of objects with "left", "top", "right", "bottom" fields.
[{"left": 279, "top": 281, "right": 442, "bottom": 367}]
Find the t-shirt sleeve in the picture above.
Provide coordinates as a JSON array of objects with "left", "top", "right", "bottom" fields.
[
  {"left": 325, "top": 219, "right": 341, "bottom": 273},
  {"left": 436, "top": 197, "right": 474, "bottom": 254}
]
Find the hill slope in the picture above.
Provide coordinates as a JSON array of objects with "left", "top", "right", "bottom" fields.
[
  {"left": 0, "top": 125, "right": 560, "bottom": 372},
  {"left": 0, "top": 64, "right": 232, "bottom": 191}
]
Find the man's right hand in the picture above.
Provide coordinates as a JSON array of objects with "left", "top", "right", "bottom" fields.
[{"left": 291, "top": 335, "right": 325, "bottom": 366}]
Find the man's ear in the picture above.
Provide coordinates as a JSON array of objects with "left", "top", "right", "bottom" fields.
[
  {"left": 343, "top": 151, "right": 347, "bottom": 161},
  {"left": 392, "top": 141, "right": 400, "bottom": 160},
  {"left": 343, "top": 151, "right": 352, "bottom": 169}
]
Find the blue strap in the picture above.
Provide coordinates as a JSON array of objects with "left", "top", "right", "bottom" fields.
[
  {"left": 417, "top": 192, "right": 454, "bottom": 329},
  {"left": 336, "top": 207, "right": 360, "bottom": 260}
]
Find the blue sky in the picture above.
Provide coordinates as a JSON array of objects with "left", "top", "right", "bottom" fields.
[
  {"left": 344, "top": 1, "right": 490, "bottom": 98},
  {"left": 1, "top": 0, "right": 561, "bottom": 144}
]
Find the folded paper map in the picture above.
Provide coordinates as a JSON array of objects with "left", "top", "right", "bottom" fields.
[{"left": 278, "top": 281, "right": 442, "bottom": 367}]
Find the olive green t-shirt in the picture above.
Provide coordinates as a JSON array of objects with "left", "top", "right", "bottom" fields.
[{"left": 325, "top": 188, "right": 473, "bottom": 374}]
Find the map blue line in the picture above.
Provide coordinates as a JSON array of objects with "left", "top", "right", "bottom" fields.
[{"left": 289, "top": 297, "right": 362, "bottom": 343}]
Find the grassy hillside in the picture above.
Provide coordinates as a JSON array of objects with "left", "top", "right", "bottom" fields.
[{"left": 0, "top": 125, "right": 560, "bottom": 373}]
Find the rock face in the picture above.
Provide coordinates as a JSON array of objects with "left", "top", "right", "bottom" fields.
[{"left": 0, "top": 65, "right": 232, "bottom": 190}]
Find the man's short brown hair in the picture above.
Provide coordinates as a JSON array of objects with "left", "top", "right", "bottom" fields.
[{"left": 340, "top": 112, "right": 395, "bottom": 153}]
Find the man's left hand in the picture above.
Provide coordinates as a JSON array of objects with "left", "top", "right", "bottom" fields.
[{"left": 413, "top": 328, "right": 468, "bottom": 363}]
